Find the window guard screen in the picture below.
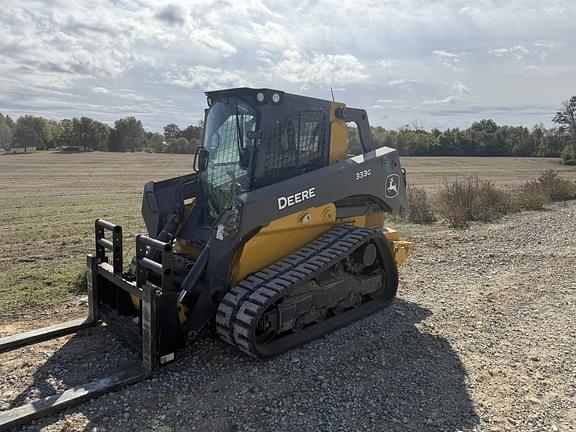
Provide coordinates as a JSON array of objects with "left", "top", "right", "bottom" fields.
[{"left": 257, "top": 110, "right": 328, "bottom": 188}]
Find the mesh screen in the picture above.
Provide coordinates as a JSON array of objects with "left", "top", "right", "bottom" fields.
[{"left": 258, "top": 110, "right": 328, "bottom": 187}]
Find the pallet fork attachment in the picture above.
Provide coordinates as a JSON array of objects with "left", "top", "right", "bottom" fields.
[{"left": 0, "top": 220, "right": 176, "bottom": 431}]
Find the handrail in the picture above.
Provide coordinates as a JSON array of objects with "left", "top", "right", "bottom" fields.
[
  {"left": 135, "top": 234, "right": 173, "bottom": 292},
  {"left": 95, "top": 219, "right": 123, "bottom": 273}
]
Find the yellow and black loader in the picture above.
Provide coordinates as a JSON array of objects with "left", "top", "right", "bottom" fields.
[{"left": 0, "top": 88, "right": 413, "bottom": 429}]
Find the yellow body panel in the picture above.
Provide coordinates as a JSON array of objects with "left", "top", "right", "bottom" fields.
[
  {"left": 337, "top": 214, "right": 413, "bottom": 267},
  {"left": 382, "top": 228, "right": 414, "bottom": 266},
  {"left": 232, "top": 204, "right": 337, "bottom": 284},
  {"left": 329, "top": 102, "right": 348, "bottom": 164},
  {"left": 338, "top": 213, "right": 386, "bottom": 230}
]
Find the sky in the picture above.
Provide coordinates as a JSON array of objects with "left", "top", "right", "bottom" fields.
[{"left": 0, "top": 0, "right": 575, "bottom": 132}]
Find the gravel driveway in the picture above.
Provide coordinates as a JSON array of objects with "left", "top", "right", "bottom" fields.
[{"left": 1, "top": 202, "right": 575, "bottom": 431}]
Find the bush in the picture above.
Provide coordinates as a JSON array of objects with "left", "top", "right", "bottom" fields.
[
  {"left": 512, "top": 170, "right": 576, "bottom": 211},
  {"left": 513, "top": 181, "right": 550, "bottom": 210},
  {"left": 436, "top": 179, "right": 471, "bottom": 228},
  {"left": 561, "top": 144, "right": 576, "bottom": 165},
  {"left": 535, "top": 170, "right": 576, "bottom": 201},
  {"left": 436, "top": 177, "right": 508, "bottom": 228},
  {"left": 406, "top": 186, "right": 436, "bottom": 224},
  {"left": 471, "top": 178, "right": 509, "bottom": 222}
]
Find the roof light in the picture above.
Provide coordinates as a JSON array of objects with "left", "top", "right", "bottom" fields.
[
  {"left": 256, "top": 92, "right": 265, "bottom": 103},
  {"left": 272, "top": 93, "right": 281, "bottom": 104}
]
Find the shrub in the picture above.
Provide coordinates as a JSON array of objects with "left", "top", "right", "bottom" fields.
[
  {"left": 513, "top": 181, "right": 550, "bottom": 210},
  {"left": 436, "top": 177, "right": 508, "bottom": 228},
  {"left": 436, "top": 178, "right": 473, "bottom": 228},
  {"left": 406, "top": 186, "right": 436, "bottom": 224},
  {"left": 535, "top": 170, "right": 576, "bottom": 201},
  {"left": 471, "top": 178, "right": 509, "bottom": 222},
  {"left": 561, "top": 144, "right": 576, "bottom": 165},
  {"left": 512, "top": 170, "right": 576, "bottom": 211}
]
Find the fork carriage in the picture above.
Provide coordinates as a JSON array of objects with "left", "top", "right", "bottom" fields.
[{"left": 0, "top": 219, "right": 177, "bottom": 430}]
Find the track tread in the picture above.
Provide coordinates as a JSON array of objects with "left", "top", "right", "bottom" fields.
[{"left": 216, "top": 225, "right": 397, "bottom": 359}]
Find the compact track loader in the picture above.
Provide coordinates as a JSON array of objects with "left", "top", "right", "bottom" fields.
[{"left": 0, "top": 88, "right": 413, "bottom": 428}]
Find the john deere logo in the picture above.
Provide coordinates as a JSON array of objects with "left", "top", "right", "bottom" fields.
[{"left": 385, "top": 174, "right": 399, "bottom": 198}]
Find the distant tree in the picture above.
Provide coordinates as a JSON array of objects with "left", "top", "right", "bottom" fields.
[
  {"left": 145, "top": 132, "right": 165, "bottom": 152},
  {"left": 46, "top": 120, "right": 63, "bottom": 149},
  {"left": 110, "top": 117, "right": 145, "bottom": 152},
  {"left": 4, "top": 114, "right": 14, "bottom": 129},
  {"left": 0, "top": 114, "right": 14, "bottom": 148},
  {"left": 71, "top": 118, "right": 88, "bottom": 150},
  {"left": 502, "top": 125, "right": 533, "bottom": 156},
  {"left": 13, "top": 124, "right": 38, "bottom": 151},
  {"left": 180, "top": 124, "right": 202, "bottom": 141},
  {"left": 553, "top": 96, "right": 576, "bottom": 162},
  {"left": 57, "top": 119, "right": 74, "bottom": 148},
  {"left": 464, "top": 119, "right": 503, "bottom": 155},
  {"left": 69, "top": 117, "right": 110, "bottom": 151},
  {"left": 547, "top": 128, "right": 565, "bottom": 156},
  {"left": 93, "top": 121, "right": 111, "bottom": 151},
  {"left": 163, "top": 123, "right": 181, "bottom": 144},
  {"left": 15, "top": 115, "right": 51, "bottom": 149},
  {"left": 437, "top": 128, "right": 461, "bottom": 155},
  {"left": 108, "top": 128, "right": 121, "bottom": 152},
  {"left": 166, "top": 137, "right": 198, "bottom": 154}
]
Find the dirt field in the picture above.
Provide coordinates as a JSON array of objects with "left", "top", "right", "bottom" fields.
[
  {"left": 401, "top": 156, "right": 576, "bottom": 191},
  {"left": 0, "top": 152, "right": 575, "bottom": 431}
]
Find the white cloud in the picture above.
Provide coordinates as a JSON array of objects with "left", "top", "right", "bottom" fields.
[
  {"left": 273, "top": 51, "right": 368, "bottom": 86},
  {"left": 385, "top": 80, "right": 421, "bottom": 88},
  {"left": 433, "top": 50, "right": 467, "bottom": 72},
  {"left": 488, "top": 45, "right": 529, "bottom": 60},
  {"left": 433, "top": 50, "right": 466, "bottom": 59},
  {"left": 162, "top": 66, "right": 250, "bottom": 91},
  {"left": 533, "top": 40, "right": 563, "bottom": 49},
  {"left": 92, "top": 87, "right": 110, "bottom": 94},
  {"left": 0, "top": 0, "right": 575, "bottom": 130},
  {"left": 422, "top": 95, "right": 459, "bottom": 106},
  {"left": 422, "top": 81, "right": 472, "bottom": 106}
]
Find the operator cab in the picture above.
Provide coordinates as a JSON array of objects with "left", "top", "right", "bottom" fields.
[{"left": 199, "top": 88, "right": 332, "bottom": 219}]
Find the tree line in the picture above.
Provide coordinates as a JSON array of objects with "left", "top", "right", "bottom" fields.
[
  {"left": 0, "top": 114, "right": 203, "bottom": 154},
  {"left": 355, "top": 120, "right": 565, "bottom": 157},
  {"left": 1, "top": 96, "right": 575, "bottom": 162},
  {"left": 351, "top": 96, "right": 574, "bottom": 163}
]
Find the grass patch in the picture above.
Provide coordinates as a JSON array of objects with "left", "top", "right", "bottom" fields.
[{"left": 0, "top": 258, "right": 86, "bottom": 314}]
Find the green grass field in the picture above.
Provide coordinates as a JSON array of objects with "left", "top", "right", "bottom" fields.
[{"left": 0, "top": 152, "right": 574, "bottom": 315}]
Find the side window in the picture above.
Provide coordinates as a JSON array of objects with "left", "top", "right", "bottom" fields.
[
  {"left": 261, "top": 110, "right": 328, "bottom": 186},
  {"left": 347, "top": 122, "right": 363, "bottom": 156}
]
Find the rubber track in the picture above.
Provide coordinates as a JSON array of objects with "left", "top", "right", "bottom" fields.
[{"left": 216, "top": 225, "right": 394, "bottom": 358}]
